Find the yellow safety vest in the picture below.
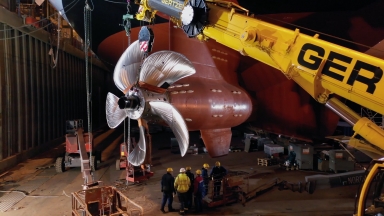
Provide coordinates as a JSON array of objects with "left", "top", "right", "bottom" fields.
[{"left": 174, "top": 173, "right": 190, "bottom": 193}]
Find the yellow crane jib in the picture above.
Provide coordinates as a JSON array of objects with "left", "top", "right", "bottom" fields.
[
  {"left": 136, "top": 0, "right": 208, "bottom": 37},
  {"left": 202, "top": 3, "right": 384, "bottom": 115}
]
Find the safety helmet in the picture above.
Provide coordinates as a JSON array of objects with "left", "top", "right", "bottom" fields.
[
  {"left": 215, "top": 161, "right": 221, "bottom": 167},
  {"left": 186, "top": 166, "right": 192, "bottom": 171},
  {"left": 203, "top": 163, "right": 209, "bottom": 168},
  {"left": 196, "top": 169, "right": 202, "bottom": 175},
  {"left": 167, "top": 168, "right": 173, "bottom": 172},
  {"left": 180, "top": 168, "right": 186, "bottom": 173}
]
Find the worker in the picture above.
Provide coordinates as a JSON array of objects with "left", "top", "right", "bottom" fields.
[
  {"left": 174, "top": 168, "right": 191, "bottom": 215},
  {"left": 286, "top": 145, "right": 297, "bottom": 167},
  {"left": 194, "top": 169, "right": 204, "bottom": 213},
  {"left": 185, "top": 166, "right": 194, "bottom": 211},
  {"left": 201, "top": 163, "right": 210, "bottom": 196},
  {"left": 160, "top": 168, "right": 176, "bottom": 213},
  {"left": 210, "top": 161, "right": 227, "bottom": 197}
]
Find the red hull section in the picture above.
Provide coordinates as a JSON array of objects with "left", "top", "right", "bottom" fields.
[{"left": 240, "top": 60, "right": 339, "bottom": 140}]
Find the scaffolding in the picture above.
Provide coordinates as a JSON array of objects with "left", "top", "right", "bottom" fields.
[
  {"left": 71, "top": 185, "right": 143, "bottom": 216},
  {"left": 361, "top": 107, "right": 384, "bottom": 129}
]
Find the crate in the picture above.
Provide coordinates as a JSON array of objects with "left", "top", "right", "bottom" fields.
[
  {"left": 290, "top": 143, "right": 314, "bottom": 170},
  {"left": 257, "top": 158, "right": 278, "bottom": 166},
  {"left": 264, "top": 144, "right": 284, "bottom": 157},
  {"left": 245, "top": 137, "right": 274, "bottom": 152},
  {"left": 328, "top": 150, "right": 355, "bottom": 172}
]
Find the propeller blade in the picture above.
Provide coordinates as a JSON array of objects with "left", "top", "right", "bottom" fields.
[
  {"left": 113, "top": 40, "right": 145, "bottom": 93},
  {"left": 149, "top": 101, "right": 189, "bottom": 156},
  {"left": 139, "top": 51, "right": 196, "bottom": 88},
  {"left": 106, "top": 92, "right": 127, "bottom": 129},
  {"left": 128, "top": 118, "right": 147, "bottom": 166}
]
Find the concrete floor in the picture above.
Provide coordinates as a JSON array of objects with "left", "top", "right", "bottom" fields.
[{"left": 0, "top": 128, "right": 357, "bottom": 216}]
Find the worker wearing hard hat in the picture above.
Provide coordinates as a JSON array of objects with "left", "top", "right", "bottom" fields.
[
  {"left": 174, "top": 168, "right": 191, "bottom": 215},
  {"left": 201, "top": 163, "right": 210, "bottom": 196},
  {"left": 210, "top": 161, "right": 227, "bottom": 197},
  {"left": 185, "top": 166, "right": 195, "bottom": 211},
  {"left": 194, "top": 169, "right": 204, "bottom": 213},
  {"left": 160, "top": 168, "right": 176, "bottom": 213}
]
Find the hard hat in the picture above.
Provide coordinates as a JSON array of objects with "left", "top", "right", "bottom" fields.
[
  {"left": 203, "top": 163, "right": 209, "bottom": 168},
  {"left": 215, "top": 161, "right": 221, "bottom": 166},
  {"left": 196, "top": 169, "right": 202, "bottom": 175},
  {"left": 186, "top": 166, "right": 192, "bottom": 171},
  {"left": 167, "top": 168, "right": 173, "bottom": 172},
  {"left": 180, "top": 168, "right": 186, "bottom": 173}
]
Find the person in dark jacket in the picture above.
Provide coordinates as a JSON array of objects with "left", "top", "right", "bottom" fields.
[
  {"left": 194, "top": 169, "right": 204, "bottom": 213},
  {"left": 185, "top": 166, "right": 195, "bottom": 210},
  {"left": 201, "top": 163, "right": 210, "bottom": 196},
  {"left": 210, "top": 161, "right": 227, "bottom": 197},
  {"left": 287, "top": 145, "right": 297, "bottom": 165},
  {"left": 160, "top": 168, "right": 176, "bottom": 213}
]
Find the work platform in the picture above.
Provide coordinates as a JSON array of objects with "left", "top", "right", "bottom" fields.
[{"left": 0, "top": 128, "right": 359, "bottom": 216}]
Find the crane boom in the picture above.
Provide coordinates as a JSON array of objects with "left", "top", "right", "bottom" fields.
[{"left": 204, "top": 4, "right": 384, "bottom": 112}]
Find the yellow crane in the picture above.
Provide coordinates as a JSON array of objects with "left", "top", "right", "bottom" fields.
[{"left": 135, "top": 0, "right": 384, "bottom": 215}]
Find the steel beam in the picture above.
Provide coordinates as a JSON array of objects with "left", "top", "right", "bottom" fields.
[
  {"left": 29, "top": 36, "right": 35, "bottom": 148},
  {"left": 35, "top": 39, "right": 41, "bottom": 146},
  {"left": 40, "top": 39, "right": 46, "bottom": 144},
  {"left": 0, "top": 23, "right": 4, "bottom": 160},
  {"left": 4, "top": 24, "right": 12, "bottom": 157},
  {"left": 15, "top": 30, "right": 22, "bottom": 153},
  {"left": 22, "top": 33, "right": 29, "bottom": 151}
]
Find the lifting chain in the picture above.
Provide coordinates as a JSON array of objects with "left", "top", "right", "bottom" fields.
[
  {"left": 84, "top": 0, "right": 95, "bottom": 180},
  {"left": 125, "top": 0, "right": 132, "bottom": 185}
]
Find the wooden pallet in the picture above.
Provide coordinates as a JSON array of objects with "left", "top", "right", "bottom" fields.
[{"left": 257, "top": 158, "right": 278, "bottom": 166}]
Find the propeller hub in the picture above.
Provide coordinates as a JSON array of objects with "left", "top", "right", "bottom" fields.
[{"left": 118, "top": 95, "right": 140, "bottom": 110}]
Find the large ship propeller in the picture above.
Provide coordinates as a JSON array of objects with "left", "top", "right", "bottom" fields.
[{"left": 106, "top": 40, "right": 196, "bottom": 166}]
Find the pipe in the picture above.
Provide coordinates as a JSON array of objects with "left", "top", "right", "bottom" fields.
[
  {"left": 147, "top": 0, "right": 185, "bottom": 18},
  {"left": 325, "top": 97, "right": 361, "bottom": 126}
]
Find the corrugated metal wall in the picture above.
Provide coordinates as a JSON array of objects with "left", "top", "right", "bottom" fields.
[{"left": 0, "top": 23, "right": 111, "bottom": 163}]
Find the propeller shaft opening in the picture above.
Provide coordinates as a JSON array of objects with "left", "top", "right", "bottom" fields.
[{"left": 118, "top": 96, "right": 140, "bottom": 110}]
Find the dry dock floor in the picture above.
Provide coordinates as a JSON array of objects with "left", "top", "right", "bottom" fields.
[{"left": 0, "top": 128, "right": 357, "bottom": 216}]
